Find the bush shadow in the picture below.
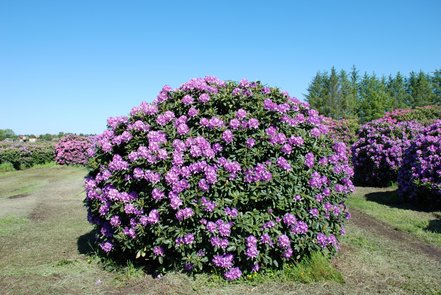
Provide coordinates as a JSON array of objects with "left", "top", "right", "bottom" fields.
[
  {"left": 364, "top": 189, "right": 438, "bottom": 212},
  {"left": 77, "top": 229, "right": 158, "bottom": 276},
  {"left": 77, "top": 229, "right": 98, "bottom": 256},
  {"left": 425, "top": 219, "right": 441, "bottom": 234}
]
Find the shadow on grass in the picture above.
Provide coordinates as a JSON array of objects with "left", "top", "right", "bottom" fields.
[
  {"left": 364, "top": 189, "right": 438, "bottom": 212},
  {"left": 77, "top": 230, "right": 98, "bottom": 256},
  {"left": 426, "top": 219, "right": 441, "bottom": 234},
  {"left": 77, "top": 229, "right": 158, "bottom": 276}
]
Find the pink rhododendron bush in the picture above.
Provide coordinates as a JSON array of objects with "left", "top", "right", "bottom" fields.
[
  {"left": 55, "top": 135, "right": 92, "bottom": 165},
  {"left": 398, "top": 120, "right": 441, "bottom": 208},
  {"left": 351, "top": 118, "right": 423, "bottom": 187},
  {"left": 321, "top": 117, "right": 359, "bottom": 158},
  {"left": 84, "top": 77, "right": 353, "bottom": 280},
  {"left": 383, "top": 105, "right": 441, "bottom": 126}
]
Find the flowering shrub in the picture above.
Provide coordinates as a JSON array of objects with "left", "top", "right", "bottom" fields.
[
  {"left": 321, "top": 117, "right": 359, "bottom": 158},
  {"left": 383, "top": 105, "right": 441, "bottom": 126},
  {"left": 84, "top": 77, "right": 353, "bottom": 280},
  {"left": 0, "top": 142, "right": 54, "bottom": 170},
  {"left": 398, "top": 120, "right": 441, "bottom": 208},
  {"left": 351, "top": 118, "right": 424, "bottom": 186},
  {"left": 55, "top": 135, "right": 92, "bottom": 165}
]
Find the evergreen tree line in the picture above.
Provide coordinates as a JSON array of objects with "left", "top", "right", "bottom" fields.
[{"left": 305, "top": 66, "right": 441, "bottom": 123}]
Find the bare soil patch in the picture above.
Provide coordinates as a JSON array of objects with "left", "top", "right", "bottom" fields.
[
  {"left": 8, "top": 193, "right": 30, "bottom": 199},
  {"left": 350, "top": 208, "right": 441, "bottom": 261}
]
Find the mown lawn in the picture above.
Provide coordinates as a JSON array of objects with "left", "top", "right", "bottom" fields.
[
  {"left": 348, "top": 186, "right": 441, "bottom": 248},
  {"left": 0, "top": 166, "right": 440, "bottom": 294}
]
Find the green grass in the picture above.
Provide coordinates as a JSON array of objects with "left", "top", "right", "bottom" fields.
[
  {"left": 1, "top": 168, "right": 441, "bottom": 294},
  {"left": 244, "top": 252, "right": 344, "bottom": 284},
  {"left": 0, "top": 162, "right": 15, "bottom": 172},
  {"left": 347, "top": 186, "right": 441, "bottom": 248},
  {"left": 0, "top": 215, "right": 28, "bottom": 236}
]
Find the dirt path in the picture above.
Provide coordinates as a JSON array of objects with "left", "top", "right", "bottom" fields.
[{"left": 349, "top": 208, "right": 441, "bottom": 262}]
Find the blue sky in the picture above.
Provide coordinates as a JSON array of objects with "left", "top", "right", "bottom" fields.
[{"left": 1, "top": 0, "right": 440, "bottom": 135}]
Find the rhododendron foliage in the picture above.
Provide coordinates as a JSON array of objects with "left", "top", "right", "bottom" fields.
[
  {"left": 55, "top": 135, "right": 92, "bottom": 165},
  {"left": 398, "top": 120, "right": 441, "bottom": 208},
  {"left": 84, "top": 77, "right": 353, "bottom": 280},
  {"left": 351, "top": 118, "right": 423, "bottom": 186}
]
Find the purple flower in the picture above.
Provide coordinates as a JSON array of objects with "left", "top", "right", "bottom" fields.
[
  {"left": 188, "top": 107, "right": 199, "bottom": 117},
  {"left": 108, "top": 154, "right": 129, "bottom": 172},
  {"left": 246, "top": 246, "right": 259, "bottom": 259},
  {"left": 217, "top": 220, "right": 231, "bottom": 237},
  {"left": 229, "top": 118, "right": 241, "bottom": 129},
  {"left": 146, "top": 209, "right": 160, "bottom": 224},
  {"left": 123, "top": 227, "right": 136, "bottom": 239},
  {"left": 152, "top": 188, "right": 165, "bottom": 201},
  {"left": 232, "top": 88, "right": 241, "bottom": 96},
  {"left": 206, "top": 221, "right": 217, "bottom": 233},
  {"left": 282, "top": 247, "right": 293, "bottom": 259},
  {"left": 153, "top": 246, "right": 164, "bottom": 256},
  {"left": 222, "top": 130, "right": 234, "bottom": 144},
  {"left": 199, "top": 93, "right": 210, "bottom": 103},
  {"left": 292, "top": 220, "right": 308, "bottom": 234},
  {"left": 289, "top": 136, "right": 304, "bottom": 146},
  {"left": 183, "top": 233, "right": 195, "bottom": 244},
  {"left": 210, "top": 236, "right": 229, "bottom": 249},
  {"left": 281, "top": 143, "right": 292, "bottom": 154},
  {"left": 209, "top": 117, "right": 224, "bottom": 128},
  {"left": 201, "top": 197, "right": 216, "bottom": 212},
  {"left": 246, "top": 235, "right": 257, "bottom": 246},
  {"left": 169, "top": 192, "right": 183, "bottom": 209},
  {"left": 224, "top": 267, "right": 242, "bottom": 281},
  {"left": 261, "top": 233, "right": 273, "bottom": 245},
  {"left": 309, "top": 208, "right": 319, "bottom": 217},
  {"left": 176, "top": 208, "right": 194, "bottom": 221},
  {"left": 177, "top": 123, "right": 190, "bottom": 135},
  {"left": 181, "top": 94, "right": 194, "bottom": 105},
  {"left": 225, "top": 207, "right": 238, "bottom": 218},
  {"left": 304, "top": 152, "right": 315, "bottom": 169},
  {"left": 277, "top": 157, "right": 292, "bottom": 171},
  {"left": 317, "top": 233, "right": 328, "bottom": 248},
  {"left": 110, "top": 215, "right": 121, "bottom": 227},
  {"left": 212, "top": 254, "right": 234, "bottom": 268},
  {"left": 278, "top": 234, "right": 290, "bottom": 249},
  {"left": 100, "top": 242, "right": 113, "bottom": 253},
  {"left": 246, "top": 138, "right": 256, "bottom": 148},
  {"left": 247, "top": 118, "right": 259, "bottom": 129},
  {"left": 236, "top": 109, "right": 247, "bottom": 119},
  {"left": 283, "top": 213, "right": 296, "bottom": 226},
  {"left": 184, "top": 263, "right": 193, "bottom": 271},
  {"left": 198, "top": 178, "right": 210, "bottom": 191}
]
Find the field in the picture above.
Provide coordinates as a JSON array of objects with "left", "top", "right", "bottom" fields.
[{"left": 0, "top": 166, "right": 440, "bottom": 295}]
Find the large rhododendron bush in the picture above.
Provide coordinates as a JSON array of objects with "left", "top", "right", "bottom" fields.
[
  {"left": 84, "top": 77, "right": 353, "bottom": 280},
  {"left": 398, "top": 120, "right": 441, "bottom": 208},
  {"left": 351, "top": 118, "right": 423, "bottom": 187},
  {"left": 55, "top": 135, "right": 92, "bottom": 165}
]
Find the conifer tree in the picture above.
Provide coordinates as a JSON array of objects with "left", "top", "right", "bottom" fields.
[
  {"left": 431, "top": 69, "right": 441, "bottom": 104},
  {"left": 387, "top": 72, "right": 409, "bottom": 108},
  {"left": 305, "top": 71, "right": 328, "bottom": 114},
  {"left": 407, "top": 71, "right": 435, "bottom": 106},
  {"left": 357, "top": 73, "right": 393, "bottom": 123}
]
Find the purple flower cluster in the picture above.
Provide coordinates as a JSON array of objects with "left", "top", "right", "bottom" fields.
[
  {"left": 351, "top": 118, "right": 423, "bottom": 186},
  {"left": 55, "top": 135, "right": 92, "bottom": 165},
  {"left": 85, "top": 76, "right": 352, "bottom": 281},
  {"left": 398, "top": 120, "right": 441, "bottom": 207}
]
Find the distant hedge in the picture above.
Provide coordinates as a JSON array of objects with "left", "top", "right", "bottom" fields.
[
  {"left": 383, "top": 105, "right": 441, "bottom": 126},
  {"left": 55, "top": 135, "right": 92, "bottom": 166},
  {"left": 0, "top": 142, "right": 55, "bottom": 170}
]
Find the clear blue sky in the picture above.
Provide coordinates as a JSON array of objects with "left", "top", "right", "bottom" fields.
[{"left": 1, "top": 0, "right": 440, "bottom": 135}]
